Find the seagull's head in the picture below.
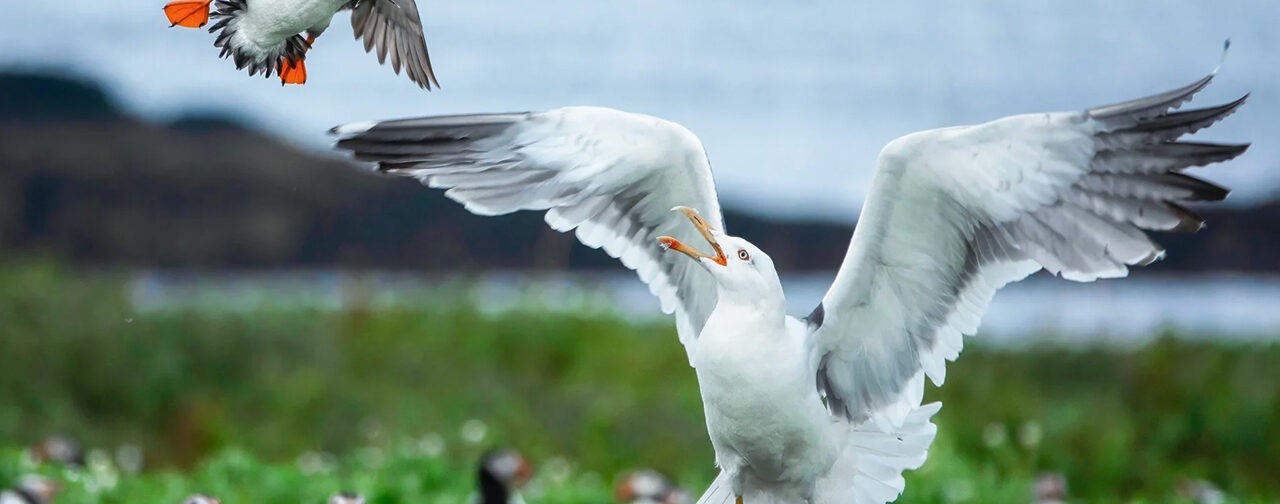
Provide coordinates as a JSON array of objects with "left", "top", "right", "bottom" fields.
[{"left": 658, "top": 206, "right": 782, "bottom": 299}]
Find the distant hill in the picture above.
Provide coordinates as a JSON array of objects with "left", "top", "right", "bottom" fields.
[
  {"left": 0, "top": 72, "right": 124, "bottom": 123},
  {"left": 0, "top": 72, "right": 1274, "bottom": 274}
]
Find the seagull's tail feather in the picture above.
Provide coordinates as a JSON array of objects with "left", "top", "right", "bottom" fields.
[
  {"left": 694, "top": 402, "right": 941, "bottom": 504},
  {"left": 816, "top": 401, "right": 942, "bottom": 504},
  {"left": 695, "top": 471, "right": 734, "bottom": 504},
  {"left": 695, "top": 472, "right": 794, "bottom": 504}
]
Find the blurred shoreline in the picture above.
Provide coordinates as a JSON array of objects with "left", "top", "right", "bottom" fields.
[{"left": 123, "top": 268, "right": 1280, "bottom": 344}]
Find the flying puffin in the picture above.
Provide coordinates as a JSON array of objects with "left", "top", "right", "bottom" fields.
[{"left": 163, "top": 0, "right": 438, "bottom": 88}]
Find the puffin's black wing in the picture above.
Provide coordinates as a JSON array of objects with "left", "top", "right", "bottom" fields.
[{"left": 348, "top": 0, "right": 439, "bottom": 90}]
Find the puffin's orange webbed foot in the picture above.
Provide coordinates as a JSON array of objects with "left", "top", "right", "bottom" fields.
[
  {"left": 279, "top": 58, "right": 308, "bottom": 85},
  {"left": 278, "top": 35, "right": 317, "bottom": 86},
  {"left": 164, "top": 0, "right": 213, "bottom": 28}
]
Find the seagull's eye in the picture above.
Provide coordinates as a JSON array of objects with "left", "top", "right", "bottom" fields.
[{"left": 737, "top": 249, "right": 750, "bottom": 261}]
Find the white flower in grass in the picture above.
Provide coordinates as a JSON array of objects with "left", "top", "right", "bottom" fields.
[
  {"left": 943, "top": 479, "right": 974, "bottom": 503},
  {"left": 982, "top": 423, "right": 1007, "bottom": 448},
  {"left": 1018, "top": 421, "right": 1043, "bottom": 449},
  {"left": 297, "top": 451, "right": 338, "bottom": 475},
  {"left": 18, "top": 449, "right": 37, "bottom": 472},
  {"left": 86, "top": 449, "right": 118, "bottom": 492},
  {"left": 356, "top": 447, "right": 386, "bottom": 469},
  {"left": 460, "top": 419, "right": 488, "bottom": 445},
  {"left": 358, "top": 417, "right": 385, "bottom": 442},
  {"left": 544, "top": 457, "right": 572, "bottom": 484},
  {"left": 115, "top": 444, "right": 144, "bottom": 474},
  {"left": 522, "top": 480, "right": 548, "bottom": 499},
  {"left": 416, "top": 433, "right": 446, "bottom": 458}
]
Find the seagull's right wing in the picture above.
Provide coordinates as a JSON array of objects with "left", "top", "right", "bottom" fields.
[
  {"left": 806, "top": 62, "right": 1248, "bottom": 429},
  {"left": 332, "top": 107, "right": 724, "bottom": 365}
]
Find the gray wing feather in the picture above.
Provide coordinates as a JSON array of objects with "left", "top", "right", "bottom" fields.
[{"left": 350, "top": 0, "right": 439, "bottom": 90}]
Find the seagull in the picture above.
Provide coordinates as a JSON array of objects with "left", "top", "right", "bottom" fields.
[
  {"left": 163, "top": 0, "right": 438, "bottom": 88},
  {"left": 331, "top": 48, "right": 1248, "bottom": 503}
]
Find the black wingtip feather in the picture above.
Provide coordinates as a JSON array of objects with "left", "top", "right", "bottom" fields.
[
  {"left": 1088, "top": 72, "right": 1214, "bottom": 121},
  {"left": 1128, "top": 94, "right": 1249, "bottom": 134},
  {"left": 1166, "top": 173, "right": 1230, "bottom": 201},
  {"left": 330, "top": 114, "right": 527, "bottom": 145},
  {"left": 1151, "top": 142, "right": 1251, "bottom": 167},
  {"left": 1165, "top": 202, "right": 1208, "bottom": 232}
]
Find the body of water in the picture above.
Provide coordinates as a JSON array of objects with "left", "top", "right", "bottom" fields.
[{"left": 129, "top": 270, "right": 1280, "bottom": 346}]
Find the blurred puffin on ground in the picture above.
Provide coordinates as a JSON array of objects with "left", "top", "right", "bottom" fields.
[
  {"left": 0, "top": 475, "right": 61, "bottom": 504},
  {"left": 328, "top": 492, "right": 366, "bottom": 504},
  {"left": 30, "top": 435, "right": 84, "bottom": 469},
  {"left": 614, "top": 469, "right": 691, "bottom": 504},
  {"left": 470, "top": 448, "right": 534, "bottom": 504}
]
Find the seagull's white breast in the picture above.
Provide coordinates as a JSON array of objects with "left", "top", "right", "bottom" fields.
[{"left": 694, "top": 302, "right": 834, "bottom": 493}]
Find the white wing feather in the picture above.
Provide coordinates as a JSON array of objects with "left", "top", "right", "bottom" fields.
[
  {"left": 808, "top": 69, "right": 1248, "bottom": 428},
  {"left": 332, "top": 107, "right": 724, "bottom": 365}
]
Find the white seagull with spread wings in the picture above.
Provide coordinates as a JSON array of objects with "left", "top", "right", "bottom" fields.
[{"left": 331, "top": 52, "right": 1248, "bottom": 503}]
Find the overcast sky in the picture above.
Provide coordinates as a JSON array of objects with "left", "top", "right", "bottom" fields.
[{"left": 1, "top": 1, "right": 1274, "bottom": 219}]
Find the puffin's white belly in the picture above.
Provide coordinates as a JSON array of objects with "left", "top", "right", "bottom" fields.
[
  {"left": 694, "top": 306, "right": 834, "bottom": 491},
  {"left": 241, "top": 0, "right": 348, "bottom": 44}
]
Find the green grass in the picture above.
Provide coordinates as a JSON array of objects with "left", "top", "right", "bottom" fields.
[
  {"left": 2, "top": 257, "right": 1278, "bottom": 502},
  {"left": 0, "top": 445, "right": 616, "bottom": 503}
]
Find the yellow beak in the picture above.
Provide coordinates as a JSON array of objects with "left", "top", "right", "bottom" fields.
[{"left": 657, "top": 206, "right": 727, "bottom": 266}]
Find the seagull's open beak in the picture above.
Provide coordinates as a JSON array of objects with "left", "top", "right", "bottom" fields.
[{"left": 657, "top": 206, "right": 728, "bottom": 267}]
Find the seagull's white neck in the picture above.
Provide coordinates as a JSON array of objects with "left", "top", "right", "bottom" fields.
[
  {"left": 714, "top": 284, "right": 786, "bottom": 323},
  {"left": 699, "top": 276, "right": 790, "bottom": 354}
]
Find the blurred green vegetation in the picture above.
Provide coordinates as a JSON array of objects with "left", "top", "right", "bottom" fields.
[
  {"left": 1, "top": 257, "right": 1278, "bottom": 502},
  {"left": 0, "top": 445, "right": 617, "bottom": 503}
]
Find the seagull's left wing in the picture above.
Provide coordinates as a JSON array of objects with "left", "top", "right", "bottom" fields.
[
  {"left": 807, "top": 67, "right": 1248, "bottom": 428},
  {"left": 349, "top": 0, "right": 439, "bottom": 89},
  {"left": 331, "top": 107, "right": 725, "bottom": 365}
]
